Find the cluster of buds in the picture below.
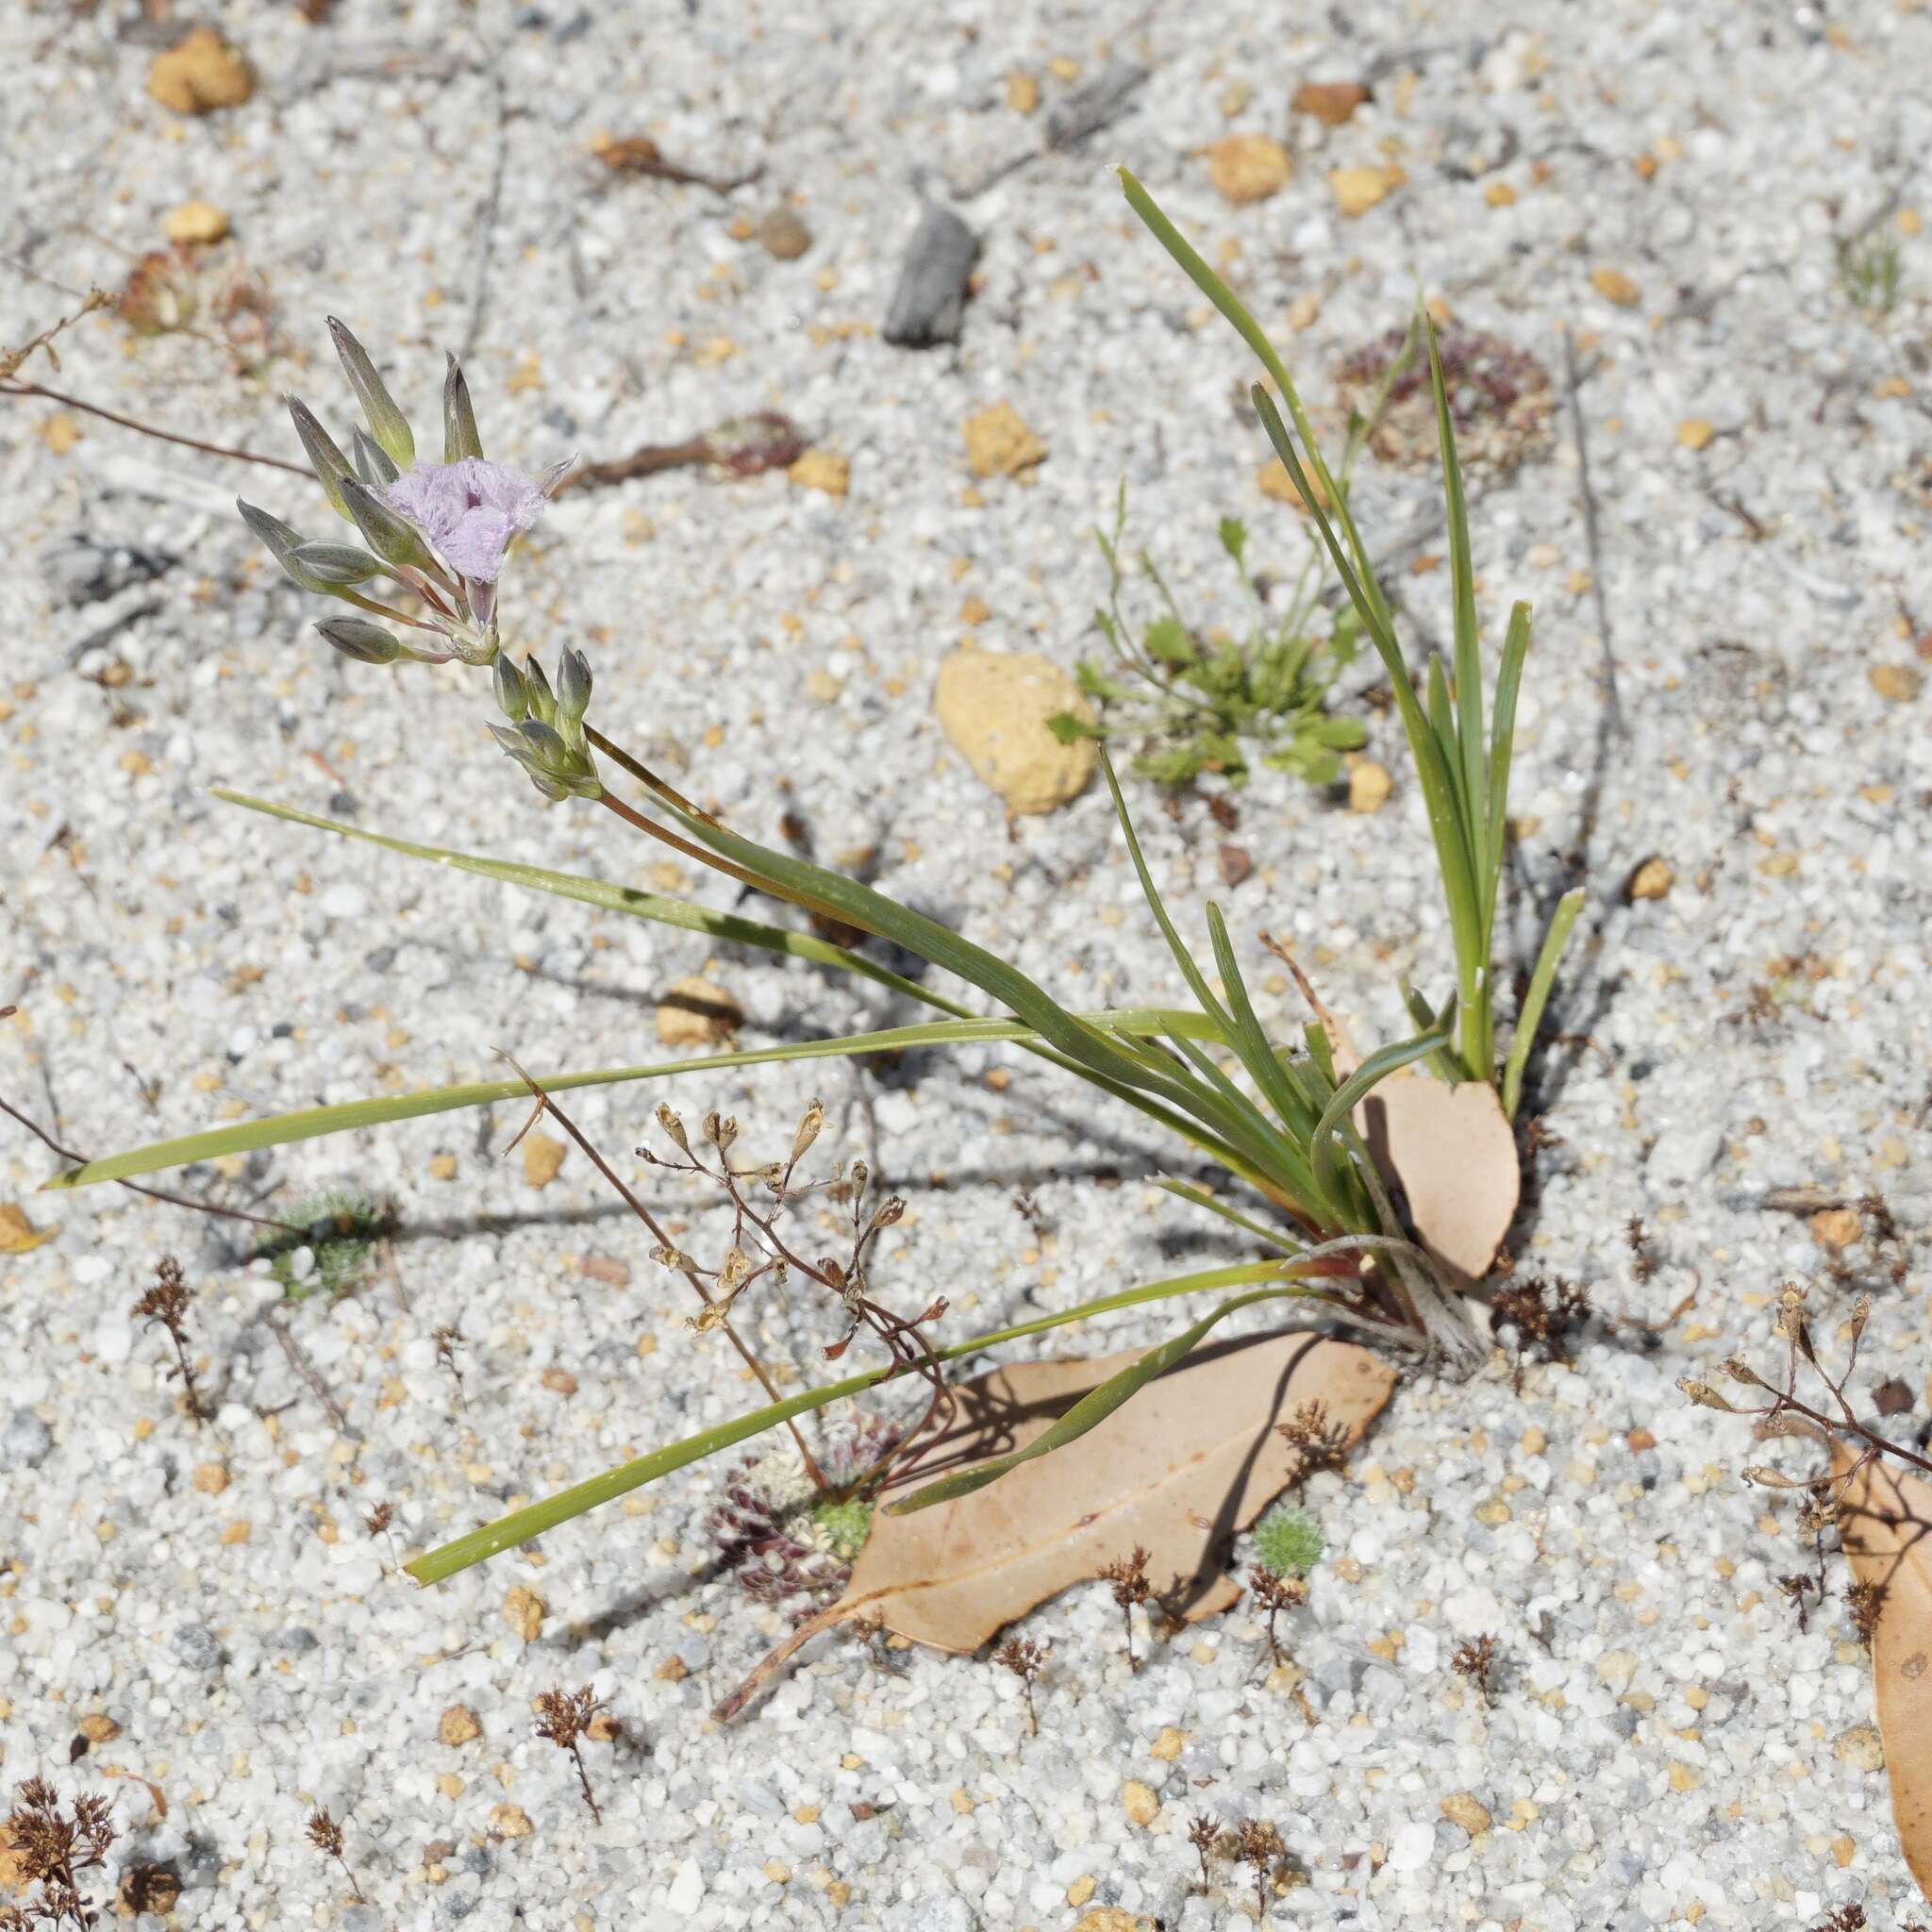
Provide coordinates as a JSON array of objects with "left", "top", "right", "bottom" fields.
[
  {"left": 238, "top": 319, "right": 578, "bottom": 702},
  {"left": 491, "top": 648, "right": 600, "bottom": 801}
]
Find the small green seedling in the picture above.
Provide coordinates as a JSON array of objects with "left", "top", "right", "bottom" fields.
[
  {"left": 1840, "top": 226, "right": 1901, "bottom": 319},
  {"left": 1049, "top": 493, "right": 1368, "bottom": 788},
  {"left": 810, "top": 1495, "right": 874, "bottom": 1562}
]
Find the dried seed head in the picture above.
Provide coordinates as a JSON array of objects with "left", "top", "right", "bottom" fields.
[
  {"left": 1677, "top": 1377, "right": 1737, "bottom": 1412},
  {"left": 650, "top": 1243, "right": 696, "bottom": 1274},
  {"left": 869, "top": 1195, "right": 907, "bottom": 1232},
  {"left": 1718, "top": 1356, "right": 1765, "bottom": 1388},
  {"left": 702, "top": 1109, "right": 738, "bottom": 1152},
  {"left": 1741, "top": 1465, "right": 1809, "bottom": 1490},
  {"left": 1798, "top": 1490, "right": 1841, "bottom": 1533},
  {"left": 718, "top": 1247, "right": 754, "bottom": 1293},
  {"left": 1847, "top": 1293, "right": 1873, "bottom": 1342},
  {"left": 653, "top": 1103, "right": 690, "bottom": 1154},
  {"left": 790, "top": 1099, "right": 824, "bottom": 1165},
  {"left": 306, "top": 1808, "right": 345, "bottom": 1857},
  {"left": 1846, "top": 1579, "right": 1887, "bottom": 1645},
  {"left": 1774, "top": 1282, "right": 1807, "bottom": 1342}
]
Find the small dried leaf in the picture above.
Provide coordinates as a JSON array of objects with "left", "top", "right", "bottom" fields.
[
  {"left": 1833, "top": 1443, "right": 1932, "bottom": 1899},
  {"left": 1355, "top": 1072, "right": 1519, "bottom": 1281},
  {"left": 0, "top": 1203, "right": 58, "bottom": 1254},
  {"left": 714, "top": 1329, "right": 1394, "bottom": 1718},
  {"left": 1324, "top": 1023, "right": 1519, "bottom": 1281}
]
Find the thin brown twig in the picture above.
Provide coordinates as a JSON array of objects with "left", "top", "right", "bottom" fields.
[
  {"left": 0, "top": 377, "right": 310, "bottom": 475},
  {"left": 269, "top": 1310, "right": 358, "bottom": 1439},
  {"left": 0, "top": 1052, "right": 302, "bottom": 1237}
]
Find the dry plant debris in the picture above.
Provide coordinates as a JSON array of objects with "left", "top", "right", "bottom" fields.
[
  {"left": 1452, "top": 1633, "right": 1501, "bottom": 1704},
  {"left": 713, "top": 1331, "right": 1394, "bottom": 1718},
  {"left": 303, "top": 1808, "right": 363, "bottom": 1905},
  {"left": 0, "top": 1779, "right": 117, "bottom": 1931},
  {"left": 533, "top": 1687, "right": 608, "bottom": 1822},
  {"left": 1099, "top": 1545, "right": 1155, "bottom": 1668},
  {"left": 991, "top": 1638, "right": 1048, "bottom": 1734},
  {"left": 1834, "top": 1448, "right": 1932, "bottom": 1895},
  {"left": 130, "top": 1257, "right": 203, "bottom": 1424}
]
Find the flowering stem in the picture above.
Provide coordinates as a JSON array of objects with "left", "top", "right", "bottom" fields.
[
  {"left": 592, "top": 787, "right": 875, "bottom": 941},
  {"left": 586, "top": 724, "right": 715, "bottom": 823}
]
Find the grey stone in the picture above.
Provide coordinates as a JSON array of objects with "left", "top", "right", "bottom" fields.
[
  {"left": 171, "top": 1624, "right": 225, "bottom": 1671},
  {"left": 907, "top": 1897, "right": 977, "bottom": 1932},
  {"left": 1044, "top": 59, "right": 1149, "bottom": 148},
  {"left": 1, "top": 1408, "right": 53, "bottom": 1471},
  {"left": 882, "top": 208, "right": 979, "bottom": 348}
]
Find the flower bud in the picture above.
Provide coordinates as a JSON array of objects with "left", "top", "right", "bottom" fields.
[
  {"left": 556, "top": 647, "right": 592, "bottom": 727},
  {"left": 351, "top": 425, "right": 399, "bottom": 489},
  {"left": 316, "top": 616, "right": 403, "bottom": 664},
  {"left": 238, "top": 497, "right": 308, "bottom": 569},
  {"left": 327, "top": 315, "right": 414, "bottom": 469},
  {"left": 443, "top": 352, "right": 484, "bottom": 462},
  {"left": 493, "top": 654, "right": 529, "bottom": 723},
  {"left": 522, "top": 655, "right": 557, "bottom": 725},
  {"left": 291, "top": 541, "right": 386, "bottom": 588},
  {"left": 338, "top": 475, "right": 435, "bottom": 573},
  {"left": 284, "top": 396, "right": 355, "bottom": 520},
  {"left": 517, "top": 716, "right": 571, "bottom": 775}
]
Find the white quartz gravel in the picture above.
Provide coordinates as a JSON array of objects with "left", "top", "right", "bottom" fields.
[{"left": 3, "top": 2, "right": 1929, "bottom": 1927}]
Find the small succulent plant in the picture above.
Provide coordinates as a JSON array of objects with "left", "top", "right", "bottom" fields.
[
  {"left": 707, "top": 1422, "right": 896, "bottom": 1618},
  {"left": 1334, "top": 323, "right": 1554, "bottom": 474},
  {"left": 1252, "top": 1502, "right": 1324, "bottom": 1578}
]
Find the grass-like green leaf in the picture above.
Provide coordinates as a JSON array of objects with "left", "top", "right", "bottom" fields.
[
  {"left": 42, "top": 1009, "right": 1218, "bottom": 1191},
  {"left": 404, "top": 1257, "right": 1297, "bottom": 1584},
  {"left": 1154, "top": 1177, "right": 1307, "bottom": 1257},
  {"left": 1483, "top": 603, "right": 1533, "bottom": 941},
  {"left": 215, "top": 789, "right": 956, "bottom": 1011},
  {"left": 1501, "top": 887, "right": 1585, "bottom": 1120}
]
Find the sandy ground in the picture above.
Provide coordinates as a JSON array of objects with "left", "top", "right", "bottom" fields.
[{"left": 3, "top": 2, "right": 1931, "bottom": 1927}]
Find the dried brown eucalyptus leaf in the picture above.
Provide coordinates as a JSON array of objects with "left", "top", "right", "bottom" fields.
[
  {"left": 1357, "top": 1070, "right": 1520, "bottom": 1282},
  {"left": 713, "top": 1329, "right": 1394, "bottom": 1719},
  {"left": 1833, "top": 1442, "right": 1932, "bottom": 1899},
  {"left": 1330, "top": 1026, "right": 1520, "bottom": 1282}
]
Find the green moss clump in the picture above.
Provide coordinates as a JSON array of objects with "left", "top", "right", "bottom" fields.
[{"left": 255, "top": 1188, "right": 387, "bottom": 1300}]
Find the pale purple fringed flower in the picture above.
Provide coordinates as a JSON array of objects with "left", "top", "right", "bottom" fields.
[{"left": 382, "top": 456, "right": 566, "bottom": 584}]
